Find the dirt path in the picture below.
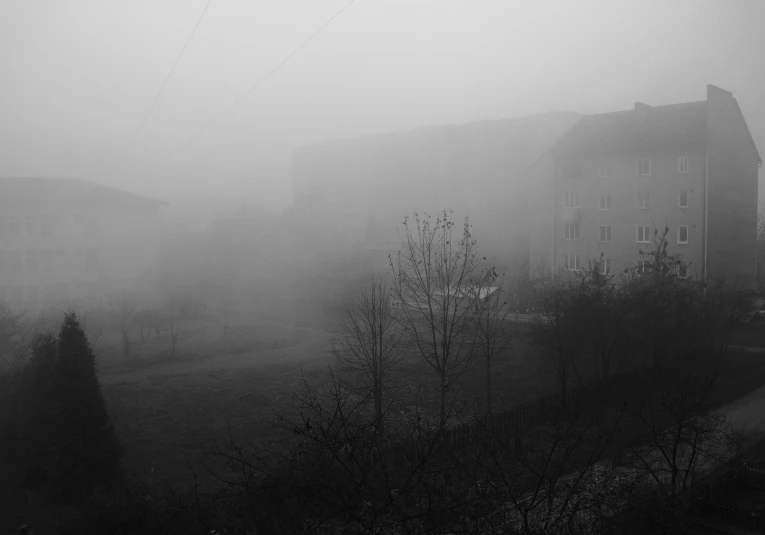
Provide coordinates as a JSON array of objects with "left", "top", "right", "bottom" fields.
[{"left": 100, "top": 323, "right": 333, "bottom": 385}]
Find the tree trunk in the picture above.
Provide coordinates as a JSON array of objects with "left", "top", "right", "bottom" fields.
[
  {"left": 486, "top": 356, "right": 492, "bottom": 415},
  {"left": 440, "top": 374, "right": 447, "bottom": 424}
]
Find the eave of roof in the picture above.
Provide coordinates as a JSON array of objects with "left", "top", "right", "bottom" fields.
[{"left": 0, "top": 177, "right": 168, "bottom": 207}]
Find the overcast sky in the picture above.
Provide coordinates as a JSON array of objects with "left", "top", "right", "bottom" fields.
[{"left": 1, "top": 0, "right": 763, "bottom": 217}]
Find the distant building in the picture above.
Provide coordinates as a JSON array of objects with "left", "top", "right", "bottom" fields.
[
  {"left": 291, "top": 112, "right": 582, "bottom": 274},
  {"left": 528, "top": 85, "right": 762, "bottom": 285},
  {"left": 0, "top": 178, "right": 166, "bottom": 308}
]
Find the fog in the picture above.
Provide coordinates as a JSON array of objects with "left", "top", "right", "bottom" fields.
[
  {"left": 2, "top": 0, "right": 763, "bottom": 223},
  {"left": 4, "top": 2, "right": 765, "bottom": 530}
]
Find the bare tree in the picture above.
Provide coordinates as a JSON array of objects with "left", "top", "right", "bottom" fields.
[
  {"left": 214, "top": 295, "right": 237, "bottom": 341},
  {"left": 389, "top": 210, "right": 486, "bottom": 423},
  {"left": 0, "top": 302, "right": 37, "bottom": 372},
  {"left": 471, "top": 276, "right": 512, "bottom": 414},
  {"left": 330, "top": 276, "right": 405, "bottom": 436},
  {"left": 108, "top": 293, "right": 136, "bottom": 356},
  {"left": 165, "top": 298, "right": 188, "bottom": 359},
  {"left": 619, "top": 360, "right": 743, "bottom": 496}
]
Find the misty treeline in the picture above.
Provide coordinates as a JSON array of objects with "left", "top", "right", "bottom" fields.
[{"left": 0, "top": 209, "right": 757, "bottom": 534}]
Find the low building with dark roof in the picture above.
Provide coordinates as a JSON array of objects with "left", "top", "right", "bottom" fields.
[
  {"left": 528, "top": 84, "right": 762, "bottom": 285},
  {"left": 0, "top": 177, "right": 167, "bottom": 308}
]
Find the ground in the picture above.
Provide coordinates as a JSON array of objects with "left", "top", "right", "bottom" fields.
[{"left": 3, "top": 314, "right": 765, "bottom": 533}]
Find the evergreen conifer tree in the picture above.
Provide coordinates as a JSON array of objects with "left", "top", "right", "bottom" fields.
[{"left": 46, "top": 312, "right": 123, "bottom": 500}]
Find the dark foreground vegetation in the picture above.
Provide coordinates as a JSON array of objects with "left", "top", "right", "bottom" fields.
[{"left": 1, "top": 212, "right": 765, "bottom": 534}]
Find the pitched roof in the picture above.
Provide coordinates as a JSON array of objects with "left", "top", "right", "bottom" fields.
[
  {"left": 0, "top": 177, "right": 167, "bottom": 208},
  {"left": 548, "top": 101, "right": 709, "bottom": 157}
]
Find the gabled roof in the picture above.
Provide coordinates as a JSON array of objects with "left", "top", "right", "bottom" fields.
[
  {"left": 0, "top": 177, "right": 167, "bottom": 208},
  {"left": 548, "top": 101, "right": 709, "bottom": 157}
]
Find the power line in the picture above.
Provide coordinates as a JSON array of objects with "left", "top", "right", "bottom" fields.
[
  {"left": 163, "top": 0, "right": 359, "bottom": 162},
  {"left": 116, "top": 0, "right": 214, "bottom": 173}
]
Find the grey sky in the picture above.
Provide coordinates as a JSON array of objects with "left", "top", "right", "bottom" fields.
[{"left": 1, "top": 0, "right": 763, "bottom": 215}]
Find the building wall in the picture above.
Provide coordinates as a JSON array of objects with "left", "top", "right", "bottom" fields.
[
  {"left": 551, "top": 146, "right": 706, "bottom": 276},
  {"left": 705, "top": 86, "right": 760, "bottom": 285},
  {"left": 0, "top": 199, "right": 162, "bottom": 308}
]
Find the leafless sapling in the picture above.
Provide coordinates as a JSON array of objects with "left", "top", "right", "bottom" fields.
[
  {"left": 389, "top": 210, "right": 485, "bottom": 423},
  {"left": 330, "top": 276, "right": 405, "bottom": 436}
]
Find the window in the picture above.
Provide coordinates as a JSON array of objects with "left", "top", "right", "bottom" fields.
[
  {"left": 25, "top": 216, "right": 38, "bottom": 237},
  {"left": 599, "top": 257, "right": 612, "bottom": 275},
  {"left": 564, "top": 254, "right": 581, "bottom": 271},
  {"left": 598, "top": 162, "right": 611, "bottom": 178},
  {"left": 9, "top": 216, "right": 21, "bottom": 237},
  {"left": 564, "top": 191, "right": 580, "bottom": 208},
  {"left": 26, "top": 251, "right": 39, "bottom": 272},
  {"left": 599, "top": 193, "right": 612, "bottom": 210},
  {"left": 678, "top": 190, "right": 688, "bottom": 208},
  {"left": 565, "top": 223, "right": 580, "bottom": 240},
  {"left": 677, "top": 262, "right": 688, "bottom": 279},
  {"left": 677, "top": 156, "right": 689, "bottom": 174},
  {"left": 677, "top": 225, "right": 689, "bottom": 244},
  {"left": 42, "top": 215, "right": 55, "bottom": 237},
  {"left": 598, "top": 225, "right": 612, "bottom": 242},
  {"left": 638, "top": 158, "right": 652, "bottom": 176},
  {"left": 637, "top": 190, "right": 651, "bottom": 210},
  {"left": 635, "top": 259, "right": 650, "bottom": 276},
  {"left": 636, "top": 225, "right": 652, "bottom": 243}
]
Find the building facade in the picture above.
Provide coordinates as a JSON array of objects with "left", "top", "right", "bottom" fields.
[
  {"left": 529, "top": 85, "right": 762, "bottom": 284},
  {"left": 291, "top": 111, "right": 582, "bottom": 275},
  {"left": 0, "top": 178, "right": 166, "bottom": 309}
]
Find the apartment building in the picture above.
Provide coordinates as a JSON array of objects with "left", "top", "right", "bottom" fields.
[
  {"left": 0, "top": 178, "right": 166, "bottom": 309},
  {"left": 528, "top": 85, "right": 761, "bottom": 284}
]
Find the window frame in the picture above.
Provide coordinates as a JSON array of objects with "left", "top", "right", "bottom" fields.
[
  {"left": 598, "top": 162, "right": 611, "bottom": 178},
  {"left": 599, "top": 193, "right": 612, "bottom": 211},
  {"left": 636, "top": 225, "right": 652, "bottom": 244},
  {"left": 600, "top": 257, "right": 612, "bottom": 275},
  {"left": 637, "top": 190, "right": 651, "bottom": 210},
  {"left": 638, "top": 158, "right": 652, "bottom": 176},
  {"left": 677, "top": 262, "right": 688, "bottom": 279},
  {"left": 677, "top": 225, "right": 689, "bottom": 245},
  {"left": 564, "top": 191, "right": 580, "bottom": 209},
  {"left": 598, "top": 225, "right": 612, "bottom": 243},
  {"left": 677, "top": 156, "right": 689, "bottom": 174},
  {"left": 678, "top": 190, "right": 688, "bottom": 208},
  {"left": 564, "top": 223, "right": 581, "bottom": 241},
  {"left": 564, "top": 254, "right": 581, "bottom": 271}
]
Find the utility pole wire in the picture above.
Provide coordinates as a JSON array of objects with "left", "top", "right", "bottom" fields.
[
  {"left": 163, "top": 0, "right": 359, "bottom": 162},
  {"left": 116, "top": 0, "right": 214, "bottom": 172}
]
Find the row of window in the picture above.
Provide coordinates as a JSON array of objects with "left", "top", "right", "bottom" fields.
[
  {"left": 0, "top": 248, "right": 99, "bottom": 274},
  {"left": 564, "top": 224, "right": 689, "bottom": 244},
  {"left": 563, "top": 254, "right": 689, "bottom": 278},
  {"left": 0, "top": 214, "right": 97, "bottom": 239},
  {"left": 564, "top": 190, "right": 689, "bottom": 210},
  {"left": 559, "top": 156, "right": 690, "bottom": 179}
]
